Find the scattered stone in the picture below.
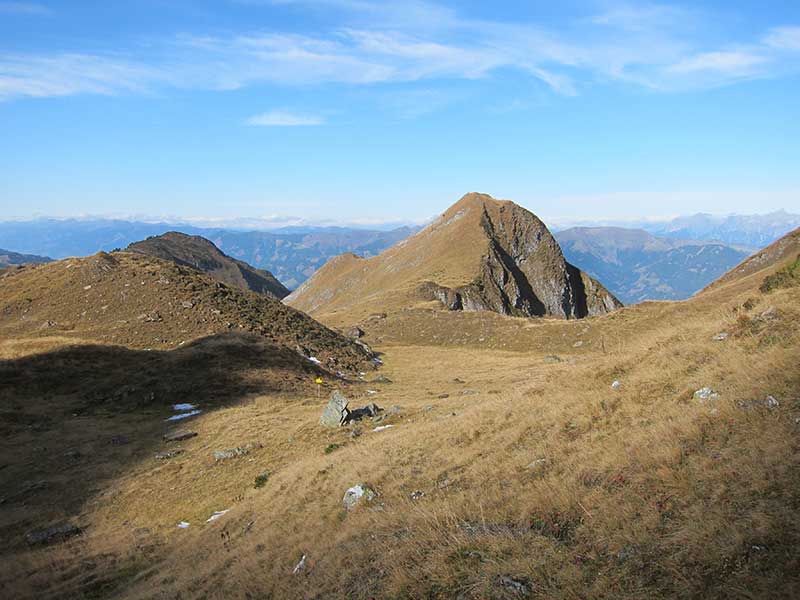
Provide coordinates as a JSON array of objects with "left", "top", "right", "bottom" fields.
[
  {"left": 611, "top": 380, "right": 622, "bottom": 391},
  {"left": 385, "top": 405, "right": 402, "bottom": 417},
  {"left": 181, "top": 301, "right": 194, "bottom": 309},
  {"left": 206, "top": 509, "right": 229, "bottom": 523},
  {"left": 410, "top": 490, "right": 425, "bottom": 501},
  {"left": 138, "top": 311, "right": 162, "bottom": 322},
  {"left": 367, "top": 312, "right": 387, "bottom": 321},
  {"left": 163, "top": 429, "right": 197, "bottom": 443},
  {"left": 156, "top": 449, "right": 183, "bottom": 460},
  {"left": 526, "top": 458, "right": 547, "bottom": 470},
  {"left": 346, "top": 402, "right": 382, "bottom": 423},
  {"left": 109, "top": 435, "right": 130, "bottom": 446},
  {"left": 757, "top": 307, "right": 778, "bottom": 321},
  {"left": 26, "top": 523, "right": 81, "bottom": 545},
  {"left": 739, "top": 396, "right": 780, "bottom": 411},
  {"left": 349, "top": 429, "right": 362, "bottom": 439},
  {"left": 438, "top": 393, "right": 450, "bottom": 399},
  {"left": 573, "top": 341, "right": 584, "bottom": 348},
  {"left": 346, "top": 326, "right": 364, "bottom": 339},
  {"left": 497, "top": 575, "right": 532, "bottom": 596},
  {"left": 320, "top": 391, "right": 350, "bottom": 428},
  {"left": 177, "top": 521, "right": 190, "bottom": 529},
  {"left": 292, "top": 554, "right": 307, "bottom": 575},
  {"left": 372, "top": 374, "right": 392, "bottom": 384},
  {"left": 373, "top": 425, "right": 394, "bottom": 432},
  {"left": 461, "top": 389, "right": 479, "bottom": 396},
  {"left": 342, "top": 484, "right": 377, "bottom": 510},
  {"left": 543, "top": 355, "right": 562, "bottom": 364},
  {"left": 712, "top": 332, "right": 729, "bottom": 341},
  {"left": 694, "top": 387, "right": 720, "bottom": 403},
  {"left": 254, "top": 472, "right": 271, "bottom": 488},
  {"left": 453, "top": 378, "right": 466, "bottom": 384},
  {"left": 213, "top": 442, "right": 262, "bottom": 461}
]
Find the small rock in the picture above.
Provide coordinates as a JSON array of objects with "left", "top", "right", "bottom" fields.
[
  {"left": 292, "top": 554, "right": 307, "bottom": 575},
  {"left": 437, "top": 393, "right": 450, "bottom": 399},
  {"left": 453, "top": 378, "right": 466, "bottom": 384},
  {"left": 461, "top": 389, "right": 479, "bottom": 396},
  {"left": 526, "top": 458, "right": 547, "bottom": 470},
  {"left": 181, "top": 301, "right": 194, "bottom": 309},
  {"left": 758, "top": 307, "right": 778, "bottom": 321},
  {"left": 320, "top": 391, "right": 350, "bottom": 428},
  {"left": 349, "top": 429, "right": 362, "bottom": 439},
  {"left": 497, "top": 575, "right": 531, "bottom": 596},
  {"left": 163, "top": 429, "right": 197, "bottom": 443},
  {"left": 410, "top": 490, "right": 425, "bottom": 501},
  {"left": 611, "top": 380, "right": 622, "bottom": 391},
  {"left": 26, "top": 523, "right": 81, "bottom": 545},
  {"left": 694, "top": 387, "right": 720, "bottom": 403},
  {"left": 346, "top": 326, "right": 364, "bottom": 339},
  {"left": 573, "top": 341, "right": 584, "bottom": 348},
  {"left": 373, "top": 425, "right": 394, "bottom": 432},
  {"left": 739, "top": 396, "right": 780, "bottom": 411},
  {"left": 342, "top": 484, "right": 377, "bottom": 510},
  {"left": 712, "top": 332, "right": 729, "bottom": 341},
  {"left": 543, "top": 355, "right": 562, "bottom": 364},
  {"left": 371, "top": 374, "right": 392, "bottom": 384},
  {"left": 109, "top": 435, "right": 130, "bottom": 446},
  {"left": 177, "top": 521, "right": 190, "bottom": 529},
  {"left": 156, "top": 449, "right": 183, "bottom": 460},
  {"left": 213, "top": 442, "right": 262, "bottom": 461}
]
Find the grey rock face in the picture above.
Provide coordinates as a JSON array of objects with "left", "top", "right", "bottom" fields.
[
  {"left": 320, "top": 391, "right": 350, "bottom": 428},
  {"left": 418, "top": 201, "right": 622, "bottom": 319}
]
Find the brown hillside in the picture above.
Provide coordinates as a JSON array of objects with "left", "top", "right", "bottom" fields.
[
  {"left": 0, "top": 251, "right": 371, "bottom": 377},
  {"left": 286, "top": 193, "right": 621, "bottom": 325},
  {"left": 128, "top": 232, "right": 290, "bottom": 299},
  {"left": 701, "top": 226, "right": 800, "bottom": 293}
]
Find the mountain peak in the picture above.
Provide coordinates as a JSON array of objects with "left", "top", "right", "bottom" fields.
[{"left": 287, "top": 194, "right": 622, "bottom": 323}]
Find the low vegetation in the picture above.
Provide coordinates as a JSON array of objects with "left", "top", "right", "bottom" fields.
[
  {"left": 1, "top": 231, "right": 799, "bottom": 599},
  {"left": 760, "top": 254, "right": 800, "bottom": 293}
]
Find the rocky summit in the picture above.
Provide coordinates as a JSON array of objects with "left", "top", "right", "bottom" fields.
[
  {"left": 128, "top": 231, "right": 290, "bottom": 299},
  {"left": 286, "top": 193, "right": 621, "bottom": 322}
]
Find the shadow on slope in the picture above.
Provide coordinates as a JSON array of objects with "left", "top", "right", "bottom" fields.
[{"left": 0, "top": 332, "right": 328, "bottom": 558}]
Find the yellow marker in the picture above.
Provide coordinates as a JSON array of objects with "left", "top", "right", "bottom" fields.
[{"left": 315, "top": 377, "right": 323, "bottom": 385}]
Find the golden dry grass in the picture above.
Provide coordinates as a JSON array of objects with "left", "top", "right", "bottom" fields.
[{"left": 1, "top": 248, "right": 799, "bottom": 599}]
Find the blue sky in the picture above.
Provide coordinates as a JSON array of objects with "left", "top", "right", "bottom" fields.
[{"left": 1, "top": 0, "right": 799, "bottom": 226}]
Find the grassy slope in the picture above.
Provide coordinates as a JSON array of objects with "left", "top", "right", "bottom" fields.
[{"left": 1, "top": 240, "right": 799, "bottom": 599}]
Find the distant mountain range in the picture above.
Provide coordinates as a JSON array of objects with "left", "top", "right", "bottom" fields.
[
  {"left": 1, "top": 208, "right": 797, "bottom": 301},
  {"left": 0, "top": 219, "right": 416, "bottom": 289},
  {"left": 0, "top": 248, "right": 52, "bottom": 266},
  {"left": 555, "top": 228, "right": 751, "bottom": 304},
  {"left": 640, "top": 210, "right": 800, "bottom": 248}
]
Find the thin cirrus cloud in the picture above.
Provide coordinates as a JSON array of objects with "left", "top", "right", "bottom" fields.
[
  {"left": 245, "top": 110, "right": 324, "bottom": 126},
  {"left": 1, "top": 1, "right": 799, "bottom": 103},
  {"left": 0, "top": 2, "right": 52, "bottom": 15}
]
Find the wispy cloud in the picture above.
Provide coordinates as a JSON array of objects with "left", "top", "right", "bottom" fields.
[
  {"left": 245, "top": 109, "right": 324, "bottom": 126},
  {"left": 764, "top": 26, "right": 800, "bottom": 51},
  {"left": 1, "top": 1, "right": 799, "bottom": 102},
  {"left": 0, "top": 1, "right": 52, "bottom": 15}
]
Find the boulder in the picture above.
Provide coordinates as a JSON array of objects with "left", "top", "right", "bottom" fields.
[
  {"left": 345, "top": 402, "right": 382, "bottom": 423},
  {"left": 342, "top": 484, "right": 377, "bottom": 510},
  {"left": 320, "top": 391, "right": 350, "bottom": 428},
  {"left": 346, "top": 326, "right": 364, "bottom": 339},
  {"left": 693, "top": 387, "right": 720, "bottom": 403}
]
